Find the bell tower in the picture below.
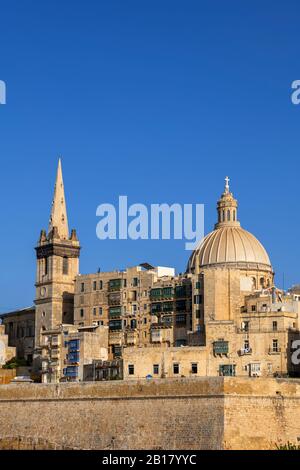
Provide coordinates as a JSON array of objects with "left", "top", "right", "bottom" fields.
[{"left": 34, "top": 159, "right": 80, "bottom": 349}]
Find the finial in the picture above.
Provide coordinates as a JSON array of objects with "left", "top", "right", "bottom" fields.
[{"left": 225, "top": 176, "right": 230, "bottom": 193}]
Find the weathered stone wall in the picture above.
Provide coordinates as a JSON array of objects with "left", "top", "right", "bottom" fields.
[
  {"left": 223, "top": 378, "right": 300, "bottom": 449},
  {"left": 0, "top": 377, "right": 299, "bottom": 450}
]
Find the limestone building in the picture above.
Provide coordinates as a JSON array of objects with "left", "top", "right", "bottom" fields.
[
  {"left": 0, "top": 307, "right": 35, "bottom": 363},
  {"left": 1, "top": 162, "right": 299, "bottom": 382},
  {"left": 0, "top": 325, "right": 16, "bottom": 366}
]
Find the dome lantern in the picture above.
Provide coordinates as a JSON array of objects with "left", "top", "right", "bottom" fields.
[{"left": 215, "top": 176, "right": 239, "bottom": 229}]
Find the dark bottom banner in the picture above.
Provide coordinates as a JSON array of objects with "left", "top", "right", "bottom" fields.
[{"left": 0, "top": 450, "right": 297, "bottom": 466}]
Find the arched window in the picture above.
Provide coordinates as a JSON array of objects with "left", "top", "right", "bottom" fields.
[
  {"left": 252, "top": 277, "right": 257, "bottom": 289},
  {"left": 63, "top": 256, "right": 69, "bottom": 275},
  {"left": 233, "top": 210, "right": 236, "bottom": 221},
  {"left": 222, "top": 210, "right": 225, "bottom": 221},
  {"left": 227, "top": 209, "right": 230, "bottom": 221},
  {"left": 260, "top": 277, "right": 265, "bottom": 288}
]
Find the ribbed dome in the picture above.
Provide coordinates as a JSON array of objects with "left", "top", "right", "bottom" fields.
[
  {"left": 187, "top": 177, "right": 272, "bottom": 273},
  {"left": 188, "top": 226, "right": 272, "bottom": 271}
]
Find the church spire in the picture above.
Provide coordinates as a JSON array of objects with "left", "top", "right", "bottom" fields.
[{"left": 48, "top": 158, "right": 69, "bottom": 239}]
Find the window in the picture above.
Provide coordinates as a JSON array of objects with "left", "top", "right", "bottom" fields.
[
  {"left": 191, "top": 363, "right": 198, "bottom": 374},
  {"left": 194, "top": 295, "right": 202, "bottom": 305},
  {"left": 131, "top": 319, "right": 137, "bottom": 329},
  {"left": 144, "top": 318, "right": 147, "bottom": 324},
  {"left": 93, "top": 308, "right": 96, "bottom": 316},
  {"left": 251, "top": 305, "right": 256, "bottom": 312},
  {"left": 80, "top": 309, "right": 84, "bottom": 318},
  {"left": 99, "top": 280, "right": 103, "bottom": 289},
  {"left": 176, "top": 314, "right": 186, "bottom": 326},
  {"left": 244, "top": 339, "right": 250, "bottom": 350},
  {"left": 93, "top": 281, "right": 97, "bottom": 291},
  {"left": 227, "top": 209, "right": 230, "bottom": 221},
  {"left": 99, "top": 307, "right": 103, "bottom": 316},
  {"left": 153, "top": 364, "right": 159, "bottom": 375},
  {"left": 219, "top": 364, "right": 236, "bottom": 376},
  {"left": 173, "top": 363, "right": 180, "bottom": 374},
  {"left": 109, "top": 320, "right": 122, "bottom": 330},
  {"left": 128, "top": 364, "right": 134, "bottom": 375},
  {"left": 233, "top": 210, "right": 236, "bottom": 221},
  {"left": 213, "top": 340, "right": 229, "bottom": 355},
  {"left": 62, "top": 257, "right": 68, "bottom": 275},
  {"left": 109, "top": 306, "right": 122, "bottom": 318},
  {"left": 44, "top": 257, "right": 48, "bottom": 275},
  {"left": 272, "top": 339, "right": 279, "bottom": 352},
  {"left": 132, "top": 277, "right": 138, "bottom": 287},
  {"left": 81, "top": 283, "right": 84, "bottom": 293},
  {"left": 195, "top": 309, "right": 201, "bottom": 319},
  {"left": 272, "top": 321, "right": 277, "bottom": 331}
]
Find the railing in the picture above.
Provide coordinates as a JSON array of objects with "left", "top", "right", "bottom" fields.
[
  {"left": 268, "top": 347, "right": 281, "bottom": 354},
  {"left": 238, "top": 348, "right": 252, "bottom": 356},
  {"left": 236, "top": 327, "right": 297, "bottom": 334}
]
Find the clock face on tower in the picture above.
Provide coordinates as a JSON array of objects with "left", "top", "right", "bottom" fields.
[{"left": 40, "top": 287, "right": 46, "bottom": 297}]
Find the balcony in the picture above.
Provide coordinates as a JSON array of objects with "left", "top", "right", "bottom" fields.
[
  {"left": 238, "top": 348, "right": 252, "bottom": 356},
  {"left": 108, "top": 293, "right": 121, "bottom": 306},
  {"left": 268, "top": 347, "right": 281, "bottom": 355},
  {"left": 109, "top": 330, "right": 124, "bottom": 345},
  {"left": 213, "top": 340, "right": 229, "bottom": 356},
  {"left": 108, "top": 279, "right": 122, "bottom": 292},
  {"left": 126, "top": 331, "right": 138, "bottom": 345}
]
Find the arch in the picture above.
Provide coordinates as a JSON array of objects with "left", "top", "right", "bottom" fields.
[{"left": 227, "top": 209, "right": 230, "bottom": 221}]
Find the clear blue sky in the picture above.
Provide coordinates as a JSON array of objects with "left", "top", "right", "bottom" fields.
[{"left": 1, "top": 0, "right": 300, "bottom": 311}]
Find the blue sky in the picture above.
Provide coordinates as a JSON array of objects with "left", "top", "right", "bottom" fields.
[{"left": 0, "top": 0, "right": 300, "bottom": 311}]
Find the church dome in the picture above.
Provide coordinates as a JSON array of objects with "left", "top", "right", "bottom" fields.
[{"left": 187, "top": 177, "right": 273, "bottom": 273}]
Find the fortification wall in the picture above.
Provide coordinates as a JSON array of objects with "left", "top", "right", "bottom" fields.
[{"left": 0, "top": 377, "right": 299, "bottom": 450}]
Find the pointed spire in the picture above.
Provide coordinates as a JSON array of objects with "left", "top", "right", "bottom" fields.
[{"left": 48, "top": 158, "right": 69, "bottom": 239}]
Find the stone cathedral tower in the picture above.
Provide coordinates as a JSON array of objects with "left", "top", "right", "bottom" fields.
[{"left": 34, "top": 159, "right": 80, "bottom": 350}]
